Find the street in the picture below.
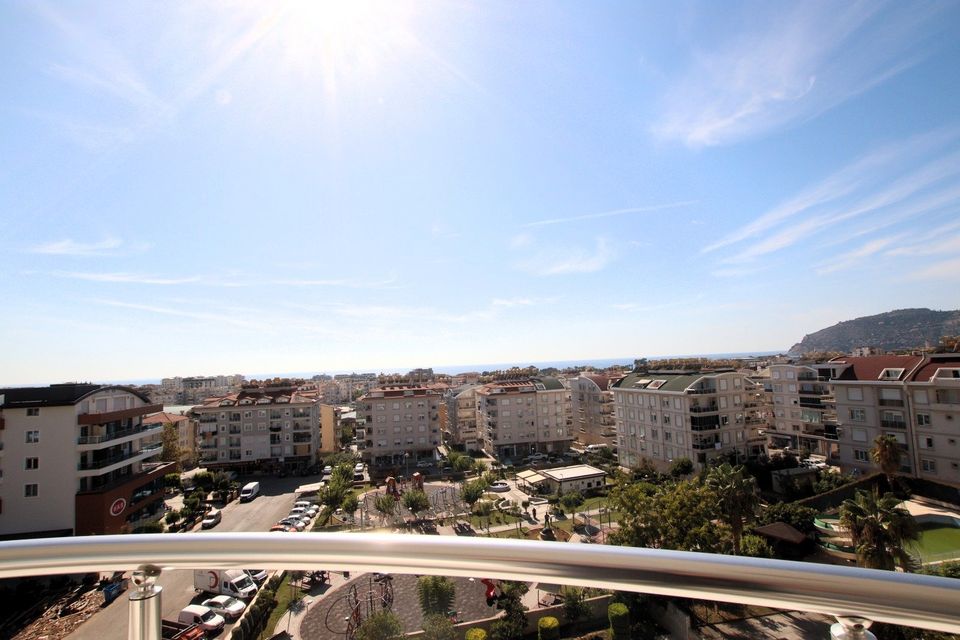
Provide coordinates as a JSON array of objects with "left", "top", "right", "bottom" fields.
[{"left": 67, "top": 476, "right": 309, "bottom": 640}]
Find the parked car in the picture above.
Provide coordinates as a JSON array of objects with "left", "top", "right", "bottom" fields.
[
  {"left": 270, "top": 524, "right": 293, "bottom": 532},
  {"left": 279, "top": 518, "right": 306, "bottom": 531},
  {"left": 201, "top": 509, "right": 222, "bottom": 529},
  {"left": 289, "top": 506, "right": 307, "bottom": 517},
  {"left": 416, "top": 460, "right": 433, "bottom": 468},
  {"left": 178, "top": 605, "right": 224, "bottom": 634},
  {"left": 244, "top": 569, "right": 268, "bottom": 585},
  {"left": 201, "top": 595, "right": 246, "bottom": 621},
  {"left": 322, "top": 465, "right": 333, "bottom": 475},
  {"left": 528, "top": 453, "right": 548, "bottom": 462}
]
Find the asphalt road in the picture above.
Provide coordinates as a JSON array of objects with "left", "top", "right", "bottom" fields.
[{"left": 67, "top": 475, "right": 311, "bottom": 640}]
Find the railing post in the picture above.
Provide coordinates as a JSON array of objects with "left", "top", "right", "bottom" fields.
[
  {"left": 830, "top": 616, "right": 877, "bottom": 640},
  {"left": 128, "top": 565, "right": 162, "bottom": 640}
]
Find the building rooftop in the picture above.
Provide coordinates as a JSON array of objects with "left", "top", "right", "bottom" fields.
[
  {"left": 540, "top": 464, "right": 606, "bottom": 481},
  {"left": 613, "top": 372, "right": 706, "bottom": 392},
  {"left": 829, "top": 355, "right": 925, "bottom": 381},
  {"left": 142, "top": 411, "right": 191, "bottom": 425},
  {"left": 0, "top": 384, "right": 150, "bottom": 408}
]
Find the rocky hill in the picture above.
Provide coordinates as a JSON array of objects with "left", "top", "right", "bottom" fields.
[{"left": 788, "top": 308, "right": 960, "bottom": 356}]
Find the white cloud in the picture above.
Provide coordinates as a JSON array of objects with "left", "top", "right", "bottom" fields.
[
  {"left": 904, "top": 257, "right": 960, "bottom": 281},
  {"left": 491, "top": 297, "right": 559, "bottom": 308},
  {"left": 815, "top": 236, "right": 900, "bottom": 274},
  {"left": 652, "top": 2, "right": 940, "bottom": 147},
  {"left": 518, "top": 237, "right": 617, "bottom": 276},
  {"left": 522, "top": 201, "right": 697, "bottom": 228},
  {"left": 52, "top": 271, "right": 201, "bottom": 285},
  {"left": 28, "top": 237, "right": 123, "bottom": 256},
  {"left": 94, "top": 299, "right": 268, "bottom": 331}
]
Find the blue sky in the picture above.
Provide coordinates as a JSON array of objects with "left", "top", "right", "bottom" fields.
[{"left": 2, "top": 0, "right": 960, "bottom": 384}]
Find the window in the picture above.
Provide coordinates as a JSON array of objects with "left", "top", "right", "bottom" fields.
[
  {"left": 847, "top": 387, "right": 863, "bottom": 401},
  {"left": 26, "top": 408, "right": 39, "bottom": 416},
  {"left": 854, "top": 449, "right": 869, "bottom": 462},
  {"left": 24, "top": 484, "right": 38, "bottom": 497},
  {"left": 852, "top": 428, "right": 868, "bottom": 443},
  {"left": 917, "top": 413, "right": 931, "bottom": 426},
  {"left": 849, "top": 408, "right": 866, "bottom": 422},
  {"left": 25, "top": 458, "right": 38, "bottom": 470},
  {"left": 922, "top": 459, "right": 937, "bottom": 473},
  {"left": 25, "top": 430, "right": 39, "bottom": 443},
  {"left": 922, "top": 437, "right": 934, "bottom": 449},
  {"left": 914, "top": 390, "right": 929, "bottom": 404}
]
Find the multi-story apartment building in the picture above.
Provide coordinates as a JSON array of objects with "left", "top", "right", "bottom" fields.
[
  {"left": 570, "top": 374, "right": 619, "bottom": 447},
  {"left": 613, "top": 370, "right": 767, "bottom": 472},
  {"left": 142, "top": 411, "right": 198, "bottom": 468},
  {"left": 0, "top": 384, "right": 172, "bottom": 538},
  {"left": 147, "top": 375, "right": 245, "bottom": 405},
  {"left": 477, "top": 377, "right": 573, "bottom": 460},
  {"left": 764, "top": 364, "right": 839, "bottom": 458},
  {"left": 831, "top": 354, "right": 960, "bottom": 486},
  {"left": 444, "top": 385, "right": 481, "bottom": 452},
  {"left": 359, "top": 384, "right": 443, "bottom": 467},
  {"left": 191, "top": 384, "right": 325, "bottom": 474}
]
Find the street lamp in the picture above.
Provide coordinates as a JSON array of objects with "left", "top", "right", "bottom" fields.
[{"left": 404, "top": 451, "right": 410, "bottom": 477}]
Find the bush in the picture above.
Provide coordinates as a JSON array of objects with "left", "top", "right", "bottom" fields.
[
  {"left": 464, "top": 628, "right": 487, "bottom": 640},
  {"left": 608, "top": 602, "right": 630, "bottom": 639},
  {"left": 132, "top": 521, "right": 164, "bottom": 534},
  {"left": 538, "top": 616, "right": 560, "bottom": 639}
]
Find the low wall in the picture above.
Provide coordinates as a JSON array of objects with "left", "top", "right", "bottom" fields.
[{"left": 404, "top": 594, "right": 612, "bottom": 639}]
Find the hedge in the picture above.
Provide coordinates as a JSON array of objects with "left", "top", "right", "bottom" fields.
[
  {"left": 465, "top": 628, "right": 488, "bottom": 640},
  {"left": 608, "top": 602, "right": 630, "bottom": 639},
  {"left": 538, "top": 616, "right": 560, "bottom": 640}
]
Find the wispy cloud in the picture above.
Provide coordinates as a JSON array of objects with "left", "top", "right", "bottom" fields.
[
  {"left": 518, "top": 237, "right": 617, "bottom": 276},
  {"left": 904, "top": 257, "right": 960, "bottom": 281},
  {"left": 94, "top": 299, "right": 269, "bottom": 331},
  {"left": 522, "top": 201, "right": 697, "bottom": 228},
  {"left": 28, "top": 237, "right": 124, "bottom": 256},
  {"left": 492, "top": 297, "right": 560, "bottom": 308},
  {"left": 52, "top": 271, "right": 201, "bottom": 285},
  {"left": 705, "top": 129, "right": 960, "bottom": 268},
  {"left": 815, "top": 236, "right": 900, "bottom": 274},
  {"left": 652, "top": 2, "right": 941, "bottom": 147}
]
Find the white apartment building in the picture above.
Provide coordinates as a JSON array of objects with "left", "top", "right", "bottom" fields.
[
  {"left": 613, "top": 370, "right": 767, "bottom": 472},
  {"left": 570, "top": 374, "right": 620, "bottom": 447},
  {"left": 359, "top": 384, "right": 443, "bottom": 467},
  {"left": 764, "top": 364, "right": 839, "bottom": 458},
  {"left": 831, "top": 354, "right": 960, "bottom": 486},
  {"left": 191, "top": 385, "right": 324, "bottom": 474},
  {"left": 0, "top": 384, "right": 172, "bottom": 538},
  {"left": 444, "top": 385, "right": 481, "bottom": 452},
  {"left": 477, "top": 377, "right": 573, "bottom": 460}
]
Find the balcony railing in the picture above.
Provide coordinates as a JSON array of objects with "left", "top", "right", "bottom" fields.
[
  {"left": 881, "top": 420, "right": 907, "bottom": 430},
  {"left": 0, "top": 533, "right": 958, "bottom": 639},
  {"left": 689, "top": 405, "right": 718, "bottom": 413},
  {"left": 878, "top": 399, "right": 905, "bottom": 407},
  {"left": 77, "top": 422, "right": 162, "bottom": 445},
  {"left": 77, "top": 443, "right": 162, "bottom": 470}
]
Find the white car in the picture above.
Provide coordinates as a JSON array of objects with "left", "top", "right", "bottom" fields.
[
  {"left": 323, "top": 465, "right": 333, "bottom": 475},
  {"left": 178, "top": 605, "right": 225, "bottom": 633},
  {"left": 202, "top": 595, "right": 247, "bottom": 621},
  {"left": 279, "top": 518, "right": 306, "bottom": 531},
  {"left": 416, "top": 460, "right": 433, "bottom": 468},
  {"left": 528, "top": 453, "right": 548, "bottom": 462},
  {"left": 289, "top": 506, "right": 307, "bottom": 517}
]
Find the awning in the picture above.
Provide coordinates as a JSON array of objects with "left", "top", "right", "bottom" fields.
[
  {"left": 294, "top": 482, "right": 324, "bottom": 494},
  {"left": 516, "top": 470, "right": 547, "bottom": 484}
]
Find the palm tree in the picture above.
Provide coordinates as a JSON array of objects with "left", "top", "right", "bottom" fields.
[
  {"left": 839, "top": 488, "right": 919, "bottom": 571},
  {"left": 705, "top": 463, "right": 759, "bottom": 555},
  {"left": 871, "top": 434, "right": 902, "bottom": 489}
]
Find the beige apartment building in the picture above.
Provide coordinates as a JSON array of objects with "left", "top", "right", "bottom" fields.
[
  {"left": 142, "top": 411, "right": 198, "bottom": 469},
  {"left": 570, "top": 373, "right": 620, "bottom": 447},
  {"left": 764, "top": 364, "right": 839, "bottom": 458},
  {"left": 477, "top": 377, "right": 573, "bottom": 460},
  {"left": 359, "top": 384, "right": 443, "bottom": 467},
  {"left": 613, "top": 370, "right": 767, "bottom": 472},
  {"left": 0, "top": 384, "right": 172, "bottom": 538},
  {"left": 444, "top": 385, "right": 481, "bottom": 452},
  {"left": 191, "top": 384, "right": 326, "bottom": 474},
  {"left": 831, "top": 354, "right": 960, "bottom": 486}
]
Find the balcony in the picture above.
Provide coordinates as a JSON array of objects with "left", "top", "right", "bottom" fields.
[
  {"left": 5, "top": 533, "right": 955, "bottom": 640},
  {"left": 881, "top": 420, "right": 907, "bottom": 430},
  {"left": 689, "top": 404, "right": 718, "bottom": 413},
  {"left": 878, "top": 398, "right": 905, "bottom": 407},
  {"left": 686, "top": 388, "right": 717, "bottom": 395},
  {"left": 77, "top": 422, "right": 162, "bottom": 446},
  {"left": 77, "top": 443, "right": 162, "bottom": 471},
  {"left": 77, "top": 404, "right": 163, "bottom": 425}
]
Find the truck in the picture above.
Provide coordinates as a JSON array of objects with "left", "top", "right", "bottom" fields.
[
  {"left": 239, "top": 481, "right": 260, "bottom": 502},
  {"left": 161, "top": 620, "right": 205, "bottom": 640},
  {"left": 193, "top": 569, "right": 258, "bottom": 599}
]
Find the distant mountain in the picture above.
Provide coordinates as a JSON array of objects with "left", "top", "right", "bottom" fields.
[{"left": 788, "top": 308, "right": 960, "bottom": 356}]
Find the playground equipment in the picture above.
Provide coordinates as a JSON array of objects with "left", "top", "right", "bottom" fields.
[
  {"left": 412, "top": 472, "right": 424, "bottom": 492},
  {"left": 324, "top": 572, "right": 395, "bottom": 639}
]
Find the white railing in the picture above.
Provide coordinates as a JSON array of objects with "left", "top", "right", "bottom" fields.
[{"left": 0, "top": 533, "right": 958, "bottom": 639}]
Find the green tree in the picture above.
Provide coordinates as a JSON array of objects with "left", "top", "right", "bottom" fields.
[
  {"left": 560, "top": 586, "right": 589, "bottom": 627},
  {"left": 375, "top": 493, "right": 397, "bottom": 524},
  {"left": 608, "top": 602, "right": 630, "bottom": 639},
  {"left": 489, "top": 581, "right": 528, "bottom": 640},
  {"left": 871, "top": 434, "right": 903, "bottom": 488},
  {"left": 332, "top": 463, "right": 355, "bottom": 484},
  {"left": 610, "top": 479, "right": 721, "bottom": 552},
  {"left": 669, "top": 457, "right": 694, "bottom": 478},
  {"left": 320, "top": 476, "right": 350, "bottom": 511},
  {"left": 341, "top": 493, "right": 360, "bottom": 518},
  {"left": 164, "top": 509, "right": 181, "bottom": 526},
  {"left": 450, "top": 452, "right": 475, "bottom": 473},
  {"left": 422, "top": 614, "right": 456, "bottom": 640},
  {"left": 739, "top": 534, "right": 774, "bottom": 558},
  {"left": 417, "top": 576, "right": 455, "bottom": 617},
  {"left": 559, "top": 491, "right": 584, "bottom": 514},
  {"left": 354, "top": 609, "right": 403, "bottom": 640},
  {"left": 460, "top": 480, "right": 486, "bottom": 513},
  {"left": 402, "top": 489, "right": 430, "bottom": 518},
  {"left": 538, "top": 616, "right": 560, "bottom": 640},
  {"left": 756, "top": 502, "right": 817, "bottom": 534},
  {"left": 164, "top": 473, "right": 182, "bottom": 490},
  {"left": 160, "top": 422, "right": 182, "bottom": 470},
  {"left": 464, "top": 629, "right": 487, "bottom": 640},
  {"left": 840, "top": 488, "right": 919, "bottom": 571},
  {"left": 705, "top": 463, "right": 759, "bottom": 555}
]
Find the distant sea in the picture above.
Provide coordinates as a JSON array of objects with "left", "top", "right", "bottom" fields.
[{"left": 100, "top": 350, "right": 785, "bottom": 386}]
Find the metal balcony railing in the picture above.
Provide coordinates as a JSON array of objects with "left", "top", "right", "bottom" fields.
[{"left": 0, "top": 533, "right": 958, "bottom": 640}]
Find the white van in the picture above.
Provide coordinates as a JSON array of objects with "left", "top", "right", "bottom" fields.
[
  {"left": 240, "top": 482, "right": 260, "bottom": 502},
  {"left": 179, "top": 604, "right": 225, "bottom": 633}
]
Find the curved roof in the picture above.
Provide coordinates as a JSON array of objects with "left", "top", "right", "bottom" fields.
[{"left": 0, "top": 383, "right": 151, "bottom": 408}]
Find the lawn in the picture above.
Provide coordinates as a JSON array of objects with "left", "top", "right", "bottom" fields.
[
  {"left": 912, "top": 523, "right": 960, "bottom": 562},
  {"left": 259, "top": 574, "right": 301, "bottom": 639},
  {"left": 487, "top": 527, "right": 531, "bottom": 539}
]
